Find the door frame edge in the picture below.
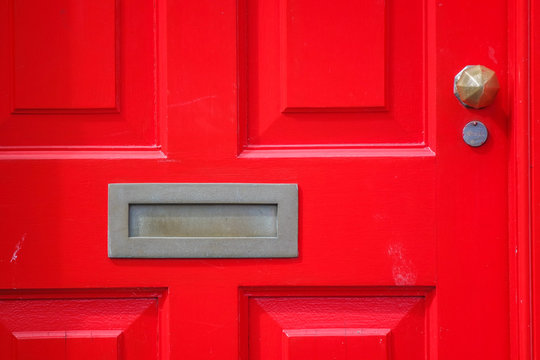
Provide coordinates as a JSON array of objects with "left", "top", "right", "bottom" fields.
[{"left": 509, "top": 0, "right": 533, "bottom": 358}]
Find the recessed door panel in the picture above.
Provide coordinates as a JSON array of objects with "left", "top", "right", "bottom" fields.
[
  {"left": 13, "top": 0, "right": 117, "bottom": 110},
  {"left": 0, "top": 0, "right": 157, "bottom": 149},
  {"left": 0, "top": 292, "right": 162, "bottom": 360},
  {"left": 243, "top": 289, "right": 429, "bottom": 360},
  {"left": 282, "top": 0, "right": 386, "bottom": 111},
  {"left": 241, "top": 0, "right": 424, "bottom": 149}
]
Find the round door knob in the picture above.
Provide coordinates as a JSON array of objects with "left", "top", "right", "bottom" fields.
[{"left": 454, "top": 65, "right": 500, "bottom": 109}]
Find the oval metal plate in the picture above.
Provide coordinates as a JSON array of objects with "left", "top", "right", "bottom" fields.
[{"left": 463, "top": 121, "right": 488, "bottom": 147}]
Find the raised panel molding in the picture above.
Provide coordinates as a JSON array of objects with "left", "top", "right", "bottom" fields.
[
  {"left": 240, "top": 288, "right": 433, "bottom": 360},
  {"left": 14, "top": 330, "right": 121, "bottom": 360},
  {"left": 0, "top": 290, "right": 164, "bottom": 360},
  {"left": 0, "top": 0, "right": 158, "bottom": 151},
  {"left": 283, "top": 328, "right": 391, "bottom": 360},
  {"left": 281, "top": 0, "right": 386, "bottom": 112},
  {"left": 13, "top": 0, "right": 117, "bottom": 112},
  {"left": 240, "top": 0, "right": 428, "bottom": 152}
]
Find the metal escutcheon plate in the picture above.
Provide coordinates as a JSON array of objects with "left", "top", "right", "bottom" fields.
[{"left": 463, "top": 121, "right": 488, "bottom": 147}]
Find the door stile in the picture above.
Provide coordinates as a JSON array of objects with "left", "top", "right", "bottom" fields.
[{"left": 510, "top": 0, "right": 533, "bottom": 358}]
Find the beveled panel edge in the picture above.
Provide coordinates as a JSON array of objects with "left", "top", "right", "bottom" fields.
[{"left": 108, "top": 183, "right": 298, "bottom": 258}]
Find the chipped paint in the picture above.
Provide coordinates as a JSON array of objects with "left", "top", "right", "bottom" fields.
[
  {"left": 10, "top": 233, "right": 26, "bottom": 263},
  {"left": 388, "top": 243, "right": 417, "bottom": 286}
]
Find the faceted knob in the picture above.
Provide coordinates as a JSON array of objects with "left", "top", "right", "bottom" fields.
[{"left": 454, "top": 65, "right": 500, "bottom": 109}]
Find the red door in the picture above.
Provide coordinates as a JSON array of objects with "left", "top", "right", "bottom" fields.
[{"left": 0, "top": 0, "right": 527, "bottom": 359}]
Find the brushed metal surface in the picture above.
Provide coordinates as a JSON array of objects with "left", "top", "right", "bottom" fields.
[{"left": 108, "top": 183, "right": 298, "bottom": 258}]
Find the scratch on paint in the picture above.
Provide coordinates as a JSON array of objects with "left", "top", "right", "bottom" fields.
[
  {"left": 387, "top": 243, "right": 417, "bottom": 286},
  {"left": 10, "top": 233, "right": 26, "bottom": 263},
  {"left": 168, "top": 95, "right": 217, "bottom": 108}
]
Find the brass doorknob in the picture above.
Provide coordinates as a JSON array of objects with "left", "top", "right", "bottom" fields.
[{"left": 454, "top": 65, "right": 500, "bottom": 109}]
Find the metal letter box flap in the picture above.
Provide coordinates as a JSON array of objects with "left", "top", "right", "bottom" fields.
[{"left": 108, "top": 183, "right": 298, "bottom": 258}]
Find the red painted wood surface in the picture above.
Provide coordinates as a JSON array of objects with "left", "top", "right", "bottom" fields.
[
  {"left": 509, "top": 0, "right": 532, "bottom": 359},
  {"left": 241, "top": 0, "right": 424, "bottom": 147},
  {"left": 532, "top": 0, "right": 540, "bottom": 357},
  {"left": 283, "top": 329, "right": 389, "bottom": 360},
  {"left": 15, "top": 331, "right": 120, "bottom": 360},
  {"left": 244, "top": 289, "right": 428, "bottom": 360},
  {"left": 13, "top": 0, "right": 116, "bottom": 110},
  {"left": 0, "top": 292, "right": 162, "bottom": 359},
  {"left": 0, "top": 0, "right": 157, "bottom": 148},
  {"left": 281, "top": 0, "right": 386, "bottom": 110},
  {"left": 0, "top": 0, "right": 527, "bottom": 359}
]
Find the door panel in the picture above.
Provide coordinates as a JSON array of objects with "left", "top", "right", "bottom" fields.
[
  {"left": 240, "top": 0, "right": 424, "bottom": 147},
  {"left": 0, "top": 0, "right": 514, "bottom": 359},
  {"left": 0, "top": 291, "right": 162, "bottom": 360},
  {"left": 242, "top": 288, "right": 430, "bottom": 360},
  {"left": 0, "top": 0, "right": 157, "bottom": 148}
]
